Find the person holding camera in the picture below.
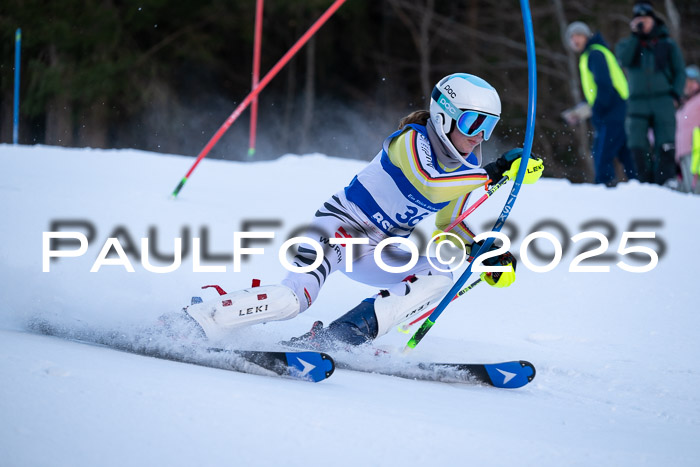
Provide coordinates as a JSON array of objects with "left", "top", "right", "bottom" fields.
[{"left": 615, "top": 1, "right": 685, "bottom": 185}]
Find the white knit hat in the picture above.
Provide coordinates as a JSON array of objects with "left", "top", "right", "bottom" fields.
[{"left": 566, "top": 21, "right": 592, "bottom": 41}]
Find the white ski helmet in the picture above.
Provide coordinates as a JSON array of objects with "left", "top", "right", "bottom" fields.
[{"left": 429, "top": 73, "right": 501, "bottom": 168}]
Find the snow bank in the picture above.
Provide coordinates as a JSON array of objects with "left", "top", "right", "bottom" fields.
[{"left": 1, "top": 144, "right": 698, "bottom": 466}]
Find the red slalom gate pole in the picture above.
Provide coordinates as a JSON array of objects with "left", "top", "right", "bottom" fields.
[
  {"left": 171, "top": 0, "right": 347, "bottom": 199},
  {"left": 248, "top": 0, "right": 264, "bottom": 158}
]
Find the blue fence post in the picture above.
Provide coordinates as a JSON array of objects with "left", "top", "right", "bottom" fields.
[{"left": 13, "top": 28, "right": 22, "bottom": 145}]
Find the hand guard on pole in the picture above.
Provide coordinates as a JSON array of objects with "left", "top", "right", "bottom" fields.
[
  {"left": 484, "top": 148, "right": 544, "bottom": 185},
  {"left": 469, "top": 240, "right": 517, "bottom": 288},
  {"left": 479, "top": 250, "right": 517, "bottom": 288}
]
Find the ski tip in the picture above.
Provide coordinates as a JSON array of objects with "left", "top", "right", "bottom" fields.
[
  {"left": 484, "top": 360, "right": 536, "bottom": 389},
  {"left": 520, "top": 360, "right": 536, "bottom": 382},
  {"left": 286, "top": 351, "right": 335, "bottom": 382},
  {"left": 321, "top": 352, "right": 335, "bottom": 380}
]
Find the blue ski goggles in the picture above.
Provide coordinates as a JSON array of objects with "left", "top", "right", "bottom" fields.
[
  {"left": 432, "top": 87, "right": 500, "bottom": 140},
  {"left": 455, "top": 110, "right": 500, "bottom": 140}
]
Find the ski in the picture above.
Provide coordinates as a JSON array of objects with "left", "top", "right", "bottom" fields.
[
  {"left": 335, "top": 359, "right": 535, "bottom": 389},
  {"left": 28, "top": 319, "right": 335, "bottom": 383},
  {"left": 208, "top": 348, "right": 335, "bottom": 382}
]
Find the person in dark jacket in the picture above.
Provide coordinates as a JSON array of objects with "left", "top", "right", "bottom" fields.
[
  {"left": 567, "top": 22, "right": 637, "bottom": 186},
  {"left": 615, "top": 1, "right": 686, "bottom": 185}
]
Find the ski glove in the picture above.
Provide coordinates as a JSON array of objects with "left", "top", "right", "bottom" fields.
[
  {"left": 484, "top": 148, "right": 544, "bottom": 184},
  {"left": 470, "top": 241, "right": 517, "bottom": 288},
  {"left": 431, "top": 235, "right": 517, "bottom": 288}
]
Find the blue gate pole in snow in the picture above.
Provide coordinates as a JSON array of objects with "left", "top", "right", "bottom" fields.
[
  {"left": 404, "top": 0, "right": 538, "bottom": 352},
  {"left": 13, "top": 28, "right": 21, "bottom": 145}
]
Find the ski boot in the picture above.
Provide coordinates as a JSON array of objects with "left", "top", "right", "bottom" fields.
[
  {"left": 282, "top": 274, "right": 452, "bottom": 350},
  {"left": 184, "top": 282, "right": 300, "bottom": 341}
]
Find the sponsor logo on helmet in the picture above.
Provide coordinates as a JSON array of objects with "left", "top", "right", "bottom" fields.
[
  {"left": 443, "top": 84, "right": 457, "bottom": 99},
  {"left": 438, "top": 96, "right": 461, "bottom": 119}
]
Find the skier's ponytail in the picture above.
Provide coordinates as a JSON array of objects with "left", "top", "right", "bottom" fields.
[{"left": 398, "top": 110, "right": 430, "bottom": 130}]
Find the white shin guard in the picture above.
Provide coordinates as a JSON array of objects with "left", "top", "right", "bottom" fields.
[
  {"left": 185, "top": 285, "right": 300, "bottom": 340},
  {"left": 373, "top": 274, "right": 453, "bottom": 337}
]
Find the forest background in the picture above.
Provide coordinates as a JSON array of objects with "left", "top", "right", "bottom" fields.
[{"left": 1, "top": 0, "right": 698, "bottom": 182}]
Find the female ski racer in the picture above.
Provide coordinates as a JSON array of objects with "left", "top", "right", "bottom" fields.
[{"left": 185, "top": 73, "right": 544, "bottom": 347}]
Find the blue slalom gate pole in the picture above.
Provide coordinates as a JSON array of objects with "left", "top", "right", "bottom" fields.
[
  {"left": 13, "top": 28, "right": 22, "bottom": 145},
  {"left": 404, "top": 0, "right": 537, "bottom": 352}
]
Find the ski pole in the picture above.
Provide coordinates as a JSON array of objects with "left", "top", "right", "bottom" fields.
[
  {"left": 170, "top": 0, "right": 347, "bottom": 199},
  {"left": 396, "top": 176, "right": 506, "bottom": 333},
  {"left": 398, "top": 277, "right": 483, "bottom": 333},
  {"left": 396, "top": 176, "right": 507, "bottom": 333},
  {"left": 403, "top": 0, "right": 537, "bottom": 353},
  {"left": 442, "top": 175, "right": 508, "bottom": 233}
]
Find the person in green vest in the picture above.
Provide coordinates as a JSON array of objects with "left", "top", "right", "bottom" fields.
[
  {"left": 675, "top": 65, "right": 700, "bottom": 193},
  {"left": 615, "top": 1, "right": 686, "bottom": 185},
  {"left": 566, "top": 21, "right": 637, "bottom": 186}
]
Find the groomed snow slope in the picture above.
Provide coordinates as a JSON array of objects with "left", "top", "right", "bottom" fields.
[{"left": 1, "top": 144, "right": 698, "bottom": 466}]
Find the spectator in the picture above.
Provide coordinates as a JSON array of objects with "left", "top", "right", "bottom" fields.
[
  {"left": 615, "top": 1, "right": 685, "bottom": 185},
  {"left": 675, "top": 65, "right": 700, "bottom": 193},
  {"left": 566, "top": 21, "right": 636, "bottom": 186}
]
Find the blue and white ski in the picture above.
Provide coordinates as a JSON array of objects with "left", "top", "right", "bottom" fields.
[
  {"left": 426, "top": 360, "right": 536, "bottom": 389},
  {"left": 335, "top": 360, "right": 535, "bottom": 389},
  {"left": 28, "top": 319, "right": 335, "bottom": 383},
  {"left": 209, "top": 348, "right": 335, "bottom": 382}
]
